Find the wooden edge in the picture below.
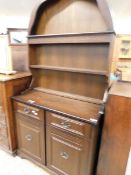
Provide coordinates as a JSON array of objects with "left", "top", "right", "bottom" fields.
[
  {"left": 11, "top": 96, "right": 100, "bottom": 126},
  {"left": 109, "top": 80, "right": 131, "bottom": 98},
  {"left": 30, "top": 65, "right": 108, "bottom": 76},
  {"left": 28, "top": 31, "right": 115, "bottom": 37},
  {"left": 34, "top": 87, "right": 103, "bottom": 105},
  {"left": 28, "top": 0, "right": 49, "bottom": 34},
  {"left": 96, "top": 0, "right": 114, "bottom": 30},
  {"left": 0, "top": 72, "right": 32, "bottom": 82},
  {"left": 27, "top": 32, "right": 115, "bottom": 45},
  {"left": 28, "top": 0, "right": 115, "bottom": 35}
]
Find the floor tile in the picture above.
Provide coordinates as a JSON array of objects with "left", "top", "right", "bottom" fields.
[{"left": 0, "top": 149, "right": 50, "bottom": 175}]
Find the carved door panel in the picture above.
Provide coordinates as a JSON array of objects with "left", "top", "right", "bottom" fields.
[{"left": 16, "top": 113, "right": 45, "bottom": 164}]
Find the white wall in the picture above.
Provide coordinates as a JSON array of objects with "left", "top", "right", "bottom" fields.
[
  {"left": 107, "top": 0, "right": 131, "bottom": 34},
  {"left": 0, "top": 0, "right": 130, "bottom": 34}
]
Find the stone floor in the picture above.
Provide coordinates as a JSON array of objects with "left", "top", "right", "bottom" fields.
[
  {"left": 1, "top": 148, "right": 130, "bottom": 175},
  {"left": 0, "top": 149, "right": 50, "bottom": 175}
]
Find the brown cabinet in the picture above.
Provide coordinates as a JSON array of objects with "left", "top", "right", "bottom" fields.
[
  {"left": 0, "top": 72, "right": 31, "bottom": 153},
  {"left": 14, "top": 102, "right": 45, "bottom": 164},
  {"left": 13, "top": 99, "right": 99, "bottom": 175},
  {"left": 47, "top": 129, "right": 86, "bottom": 175},
  {"left": 96, "top": 81, "right": 131, "bottom": 175},
  {"left": 46, "top": 111, "right": 98, "bottom": 175},
  {"left": 12, "top": 0, "right": 115, "bottom": 174}
]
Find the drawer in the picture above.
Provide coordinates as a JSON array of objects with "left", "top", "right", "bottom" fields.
[
  {"left": 47, "top": 112, "right": 91, "bottom": 138},
  {"left": 14, "top": 102, "right": 44, "bottom": 121}
]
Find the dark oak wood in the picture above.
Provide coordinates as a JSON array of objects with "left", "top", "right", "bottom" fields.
[
  {"left": 46, "top": 111, "right": 99, "bottom": 175},
  {"left": 34, "top": 87, "right": 103, "bottom": 104},
  {"left": 12, "top": 0, "right": 115, "bottom": 174},
  {"left": 47, "top": 112, "right": 92, "bottom": 138},
  {"left": 28, "top": 0, "right": 114, "bottom": 35},
  {"left": 30, "top": 44, "right": 110, "bottom": 71},
  {"left": 14, "top": 102, "right": 44, "bottom": 121},
  {"left": 28, "top": 1, "right": 115, "bottom": 102},
  {"left": 15, "top": 111, "right": 45, "bottom": 164},
  {"left": 31, "top": 69, "right": 108, "bottom": 100},
  {"left": 28, "top": 32, "right": 114, "bottom": 44},
  {"left": 0, "top": 72, "right": 32, "bottom": 153},
  {"left": 30, "top": 65, "right": 108, "bottom": 76},
  {"left": 96, "top": 81, "right": 131, "bottom": 175},
  {"left": 12, "top": 90, "right": 101, "bottom": 125}
]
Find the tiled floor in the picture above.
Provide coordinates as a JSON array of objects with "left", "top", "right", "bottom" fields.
[{"left": 0, "top": 149, "right": 50, "bottom": 175}]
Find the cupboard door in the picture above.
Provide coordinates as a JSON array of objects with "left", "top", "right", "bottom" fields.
[
  {"left": 47, "top": 133, "right": 81, "bottom": 175},
  {"left": 47, "top": 126, "right": 90, "bottom": 175},
  {"left": 16, "top": 113, "right": 45, "bottom": 164}
]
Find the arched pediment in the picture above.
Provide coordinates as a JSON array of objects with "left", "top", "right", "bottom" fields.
[{"left": 29, "top": 0, "right": 114, "bottom": 35}]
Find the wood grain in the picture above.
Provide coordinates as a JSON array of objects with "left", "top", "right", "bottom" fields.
[
  {"left": 12, "top": 89, "right": 101, "bottom": 125},
  {"left": 0, "top": 72, "right": 32, "bottom": 152},
  {"left": 96, "top": 81, "right": 131, "bottom": 175}
]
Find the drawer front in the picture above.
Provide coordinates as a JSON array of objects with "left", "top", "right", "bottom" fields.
[
  {"left": 16, "top": 114, "right": 45, "bottom": 163},
  {"left": 47, "top": 112, "right": 91, "bottom": 138},
  {"left": 47, "top": 132, "right": 82, "bottom": 175},
  {"left": 14, "top": 102, "right": 43, "bottom": 121}
]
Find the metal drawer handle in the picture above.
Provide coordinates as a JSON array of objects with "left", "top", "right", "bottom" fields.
[
  {"left": 60, "top": 122, "right": 71, "bottom": 129},
  {"left": 23, "top": 108, "right": 30, "bottom": 114},
  {"left": 31, "top": 110, "right": 38, "bottom": 116},
  {"left": 60, "top": 152, "right": 69, "bottom": 160},
  {"left": 25, "top": 134, "right": 32, "bottom": 141}
]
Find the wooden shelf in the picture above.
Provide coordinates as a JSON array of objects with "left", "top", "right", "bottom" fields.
[
  {"left": 30, "top": 65, "right": 108, "bottom": 76},
  {"left": 34, "top": 87, "right": 103, "bottom": 105},
  {"left": 28, "top": 32, "right": 114, "bottom": 44}
]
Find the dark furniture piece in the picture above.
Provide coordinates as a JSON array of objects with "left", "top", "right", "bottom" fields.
[
  {"left": 12, "top": 0, "right": 115, "bottom": 174},
  {"left": 0, "top": 72, "right": 31, "bottom": 153},
  {"left": 96, "top": 81, "right": 131, "bottom": 175}
]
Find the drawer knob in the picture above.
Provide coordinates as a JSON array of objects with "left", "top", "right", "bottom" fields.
[
  {"left": 31, "top": 110, "right": 38, "bottom": 116},
  {"left": 25, "top": 134, "right": 32, "bottom": 141},
  {"left": 24, "top": 108, "right": 30, "bottom": 114},
  {"left": 60, "top": 152, "right": 69, "bottom": 160},
  {"left": 60, "top": 121, "right": 71, "bottom": 129}
]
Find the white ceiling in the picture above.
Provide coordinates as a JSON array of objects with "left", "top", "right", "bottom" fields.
[{"left": 0, "top": 0, "right": 130, "bottom": 34}]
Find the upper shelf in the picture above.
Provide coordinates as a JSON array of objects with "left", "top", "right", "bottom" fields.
[
  {"left": 28, "top": 32, "right": 114, "bottom": 44},
  {"left": 30, "top": 65, "right": 108, "bottom": 76}
]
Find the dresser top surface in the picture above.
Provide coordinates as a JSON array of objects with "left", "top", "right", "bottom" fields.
[
  {"left": 0, "top": 72, "right": 31, "bottom": 82},
  {"left": 110, "top": 81, "right": 131, "bottom": 98},
  {"left": 13, "top": 89, "right": 102, "bottom": 125}
]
